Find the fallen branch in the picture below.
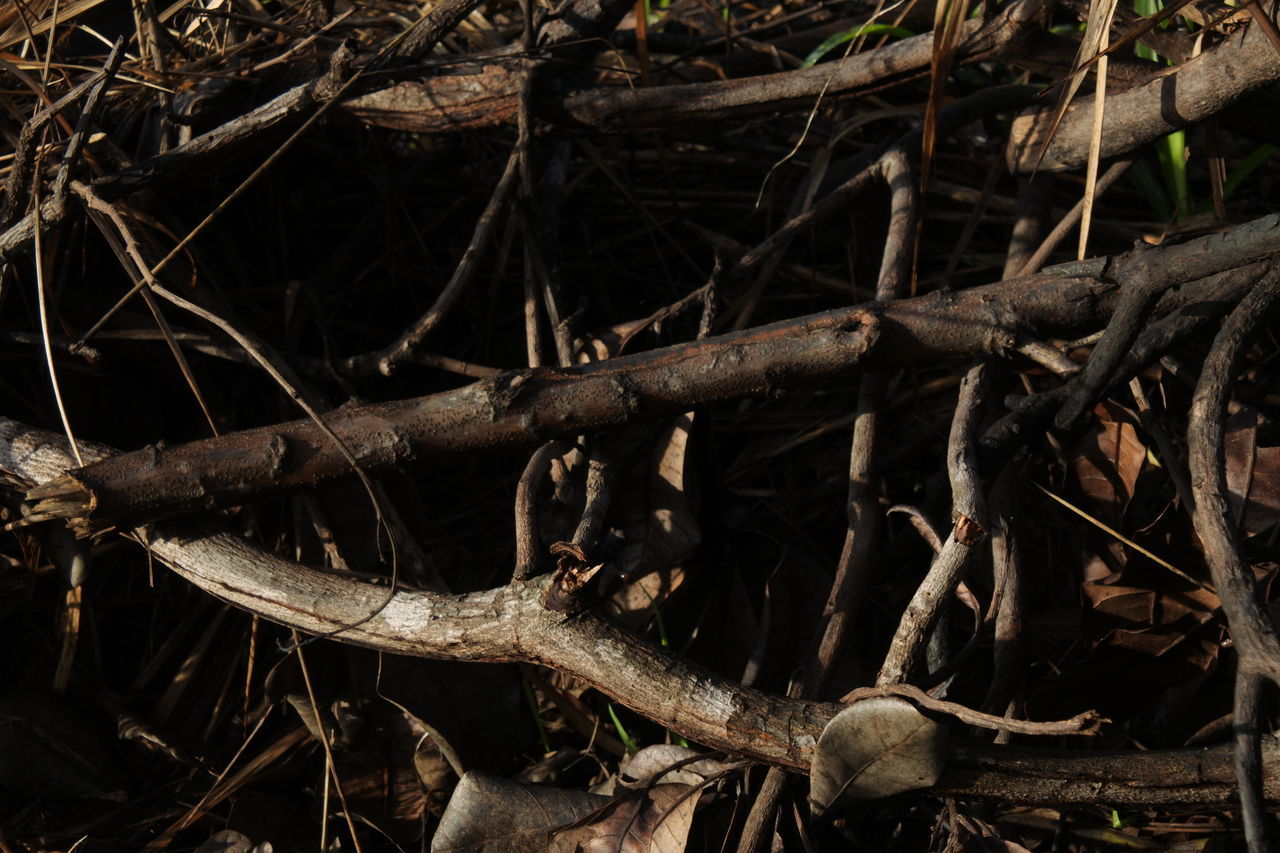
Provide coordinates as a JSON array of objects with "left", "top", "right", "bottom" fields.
[
  {"left": 1008, "top": 23, "right": 1280, "bottom": 174},
  {"left": 342, "top": 0, "right": 1039, "bottom": 134},
  {"left": 2, "top": 416, "right": 1275, "bottom": 806},
  {"left": 1187, "top": 264, "right": 1280, "bottom": 850},
  {"left": 25, "top": 213, "right": 1280, "bottom": 530}
]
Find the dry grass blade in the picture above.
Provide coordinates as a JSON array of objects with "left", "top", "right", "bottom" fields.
[
  {"left": 1090, "top": 0, "right": 1197, "bottom": 62},
  {"left": 52, "top": 585, "right": 81, "bottom": 693},
  {"left": 294, "top": 632, "right": 363, "bottom": 853},
  {"left": 1033, "top": 0, "right": 1121, "bottom": 174},
  {"left": 148, "top": 719, "right": 311, "bottom": 849},
  {"left": 0, "top": 0, "right": 112, "bottom": 50},
  {"left": 78, "top": 197, "right": 219, "bottom": 436},
  {"left": 1078, "top": 28, "right": 1109, "bottom": 258},
  {"left": 72, "top": 177, "right": 401, "bottom": 640},
  {"left": 634, "top": 0, "right": 653, "bottom": 86},
  {"left": 143, "top": 281, "right": 403, "bottom": 639},
  {"left": 33, "top": 173, "right": 83, "bottom": 468},
  {"left": 1033, "top": 483, "right": 1206, "bottom": 589},
  {"left": 921, "top": 0, "right": 973, "bottom": 186}
]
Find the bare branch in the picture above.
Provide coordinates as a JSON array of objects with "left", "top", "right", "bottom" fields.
[
  {"left": 2, "top": 416, "right": 1278, "bottom": 805},
  {"left": 1009, "top": 25, "right": 1280, "bottom": 174},
  {"left": 24, "top": 214, "right": 1280, "bottom": 530}
]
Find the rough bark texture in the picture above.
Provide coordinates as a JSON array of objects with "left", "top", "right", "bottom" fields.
[
  {"left": 4, "top": 416, "right": 1276, "bottom": 805},
  {"left": 28, "top": 213, "right": 1280, "bottom": 530},
  {"left": 1008, "top": 24, "right": 1280, "bottom": 174}
]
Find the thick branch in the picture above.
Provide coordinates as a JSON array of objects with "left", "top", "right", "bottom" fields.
[
  {"left": 80, "top": 0, "right": 634, "bottom": 204},
  {"left": 3, "top": 417, "right": 1278, "bottom": 805},
  {"left": 938, "top": 738, "right": 1280, "bottom": 807},
  {"left": 343, "top": 2, "right": 1038, "bottom": 135},
  {"left": 26, "top": 213, "right": 1280, "bottom": 529},
  {"left": 1008, "top": 24, "right": 1280, "bottom": 174},
  {"left": 1188, "top": 265, "right": 1280, "bottom": 681},
  {"left": 0, "top": 417, "right": 831, "bottom": 769},
  {"left": 34, "top": 215, "right": 1280, "bottom": 525}
]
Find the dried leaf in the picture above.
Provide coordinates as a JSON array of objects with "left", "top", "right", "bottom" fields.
[
  {"left": 433, "top": 771, "right": 609, "bottom": 852},
  {"left": 578, "top": 319, "right": 650, "bottom": 362},
  {"left": 648, "top": 413, "right": 701, "bottom": 565},
  {"left": 809, "top": 697, "right": 948, "bottom": 815},
  {"left": 1070, "top": 402, "right": 1146, "bottom": 527},
  {"left": 1082, "top": 583, "right": 1155, "bottom": 625},
  {"left": 335, "top": 755, "right": 426, "bottom": 843},
  {"left": 620, "top": 744, "right": 731, "bottom": 788},
  {"left": 194, "top": 829, "right": 263, "bottom": 853},
  {"left": 610, "top": 413, "right": 702, "bottom": 622},
  {"left": 608, "top": 565, "right": 689, "bottom": 626},
  {"left": 995, "top": 840, "right": 1035, "bottom": 853},
  {"left": 435, "top": 774, "right": 698, "bottom": 853},
  {"left": 1224, "top": 408, "right": 1280, "bottom": 537},
  {"left": 560, "top": 784, "right": 699, "bottom": 853},
  {"left": 1082, "top": 582, "right": 1219, "bottom": 657}
]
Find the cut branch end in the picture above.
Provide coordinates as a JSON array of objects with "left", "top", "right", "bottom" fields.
[{"left": 25, "top": 474, "right": 95, "bottom": 521}]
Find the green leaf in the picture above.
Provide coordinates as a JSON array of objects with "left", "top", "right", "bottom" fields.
[
  {"left": 802, "top": 24, "right": 914, "bottom": 69},
  {"left": 608, "top": 704, "right": 641, "bottom": 755},
  {"left": 1223, "top": 144, "right": 1278, "bottom": 200}
]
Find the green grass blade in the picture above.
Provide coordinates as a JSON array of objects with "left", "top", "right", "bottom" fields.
[
  {"left": 802, "top": 23, "right": 914, "bottom": 68},
  {"left": 1128, "top": 158, "right": 1172, "bottom": 221},
  {"left": 608, "top": 704, "right": 640, "bottom": 754},
  {"left": 1223, "top": 144, "right": 1278, "bottom": 199},
  {"left": 1155, "top": 129, "right": 1189, "bottom": 219}
]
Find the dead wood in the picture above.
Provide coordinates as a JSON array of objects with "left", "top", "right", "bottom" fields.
[
  {"left": 1008, "top": 23, "right": 1280, "bottom": 174},
  {"left": 1187, "top": 266, "right": 1280, "bottom": 849},
  {"left": 342, "top": 0, "right": 1040, "bottom": 135},
  {"left": 24, "top": 214, "right": 1280, "bottom": 531},
  {"left": 877, "top": 363, "right": 989, "bottom": 685},
  {"left": 3, "top": 416, "right": 1276, "bottom": 808},
  {"left": 4, "top": 0, "right": 1280, "bottom": 846}
]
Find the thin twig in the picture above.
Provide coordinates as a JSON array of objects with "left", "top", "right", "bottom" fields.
[
  {"left": 342, "top": 148, "right": 521, "bottom": 377},
  {"left": 841, "top": 683, "right": 1105, "bottom": 735},
  {"left": 878, "top": 363, "right": 989, "bottom": 685}
]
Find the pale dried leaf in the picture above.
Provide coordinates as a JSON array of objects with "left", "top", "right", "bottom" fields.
[
  {"left": 194, "top": 830, "right": 265, "bottom": 853},
  {"left": 608, "top": 565, "right": 689, "bottom": 626},
  {"left": 578, "top": 320, "right": 650, "bottom": 363},
  {"left": 560, "top": 784, "right": 699, "bottom": 853},
  {"left": 433, "top": 771, "right": 609, "bottom": 852},
  {"left": 646, "top": 412, "right": 701, "bottom": 567},
  {"left": 1082, "top": 583, "right": 1155, "bottom": 624},
  {"left": 809, "top": 697, "right": 948, "bottom": 815},
  {"left": 996, "top": 841, "right": 1034, "bottom": 853},
  {"left": 620, "top": 744, "right": 731, "bottom": 788}
]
